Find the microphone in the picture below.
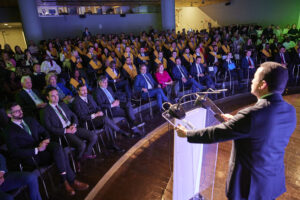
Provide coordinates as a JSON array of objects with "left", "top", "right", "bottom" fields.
[
  {"left": 162, "top": 101, "right": 186, "bottom": 120},
  {"left": 162, "top": 89, "right": 226, "bottom": 123}
]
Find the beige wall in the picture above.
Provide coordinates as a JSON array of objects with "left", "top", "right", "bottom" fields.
[
  {"left": 0, "top": 28, "right": 27, "bottom": 51},
  {"left": 175, "top": 7, "right": 219, "bottom": 32}
]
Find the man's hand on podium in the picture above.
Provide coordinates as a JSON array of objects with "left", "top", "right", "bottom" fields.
[
  {"left": 175, "top": 124, "right": 188, "bottom": 138},
  {"left": 220, "top": 114, "right": 233, "bottom": 122}
]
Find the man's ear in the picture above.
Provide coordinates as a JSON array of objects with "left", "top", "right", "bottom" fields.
[
  {"left": 7, "top": 112, "right": 12, "bottom": 118},
  {"left": 259, "top": 80, "right": 268, "bottom": 90}
]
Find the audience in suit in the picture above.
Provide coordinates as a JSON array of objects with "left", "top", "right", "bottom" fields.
[
  {"left": 41, "top": 87, "right": 97, "bottom": 171},
  {"left": 134, "top": 64, "right": 168, "bottom": 110},
  {"left": 5, "top": 103, "right": 89, "bottom": 196},
  {"left": 241, "top": 50, "right": 257, "bottom": 79},
  {"left": 190, "top": 56, "right": 215, "bottom": 89},
  {"left": 172, "top": 57, "right": 205, "bottom": 93},
  {"left": 73, "top": 83, "right": 129, "bottom": 151},
  {"left": 94, "top": 76, "right": 142, "bottom": 136},
  {"left": 16, "top": 76, "right": 47, "bottom": 117}
]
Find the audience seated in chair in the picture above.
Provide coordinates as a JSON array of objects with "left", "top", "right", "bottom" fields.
[
  {"left": 134, "top": 64, "right": 168, "bottom": 111},
  {"left": 93, "top": 76, "right": 142, "bottom": 136},
  {"left": 5, "top": 102, "right": 89, "bottom": 196},
  {"left": 16, "top": 76, "right": 47, "bottom": 118},
  {"left": 172, "top": 57, "right": 205, "bottom": 93},
  {"left": 41, "top": 87, "right": 97, "bottom": 172},
  {"left": 73, "top": 83, "right": 130, "bottom": 151}
]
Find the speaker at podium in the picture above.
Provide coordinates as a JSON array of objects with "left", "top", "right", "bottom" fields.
[{"left": 162, "top": 92, "right": 224, "bottom": 200}]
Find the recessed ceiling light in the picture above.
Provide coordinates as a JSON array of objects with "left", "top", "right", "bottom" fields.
[{"left": 4, "top": 23, "right": 8, "bottom": 26}]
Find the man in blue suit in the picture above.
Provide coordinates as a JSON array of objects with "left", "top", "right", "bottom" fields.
[
  {"left": 190, "top": 56, "right": 215, "bottom": 89},
  {"left": 0, "top": 154, "right": 42, "bottom": 200},
  {"left": 176, "top": 62, "right": 297, "bottom": 200},
  {"left": 241, "top": 50, "right": 256, "bottom": 80},
  {"left": 172, "top": 57, "right": 205, "bottom": 93},
  {"left": 134, "top": 64, "right": 168, "bottom": 110}
]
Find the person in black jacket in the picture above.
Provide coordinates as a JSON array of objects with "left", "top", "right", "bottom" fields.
[
  {"left": 41, "top": 87, "right": 97, "bottom": 169},
  {"left": 16, "top": 76, "right": 47, "bottom": 117},
  {"left": 94, "top": 76, "right": 143, "bottom": 135},
  {"left": 73, "top": 83, "right": 130, "bottom": 151},
  {"left": 5, "top": 102, "right": 89, "bottom": 196}
]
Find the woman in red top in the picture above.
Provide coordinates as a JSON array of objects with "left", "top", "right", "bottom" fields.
[{"left": 155, "top": 63, "right": 178, "bottom": 100}]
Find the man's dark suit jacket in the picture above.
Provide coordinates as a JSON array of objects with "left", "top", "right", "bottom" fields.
[
  {"left": 5, "top": 117, "right": 49, "bottom": 160},
  {"left": 274, "top": 52, "right": 291, "bottom": 65},
  {"left": 41, "top": 103, "right": 78, "bottom": 137},
  {"left": 16, "top": 89, "right": 43, "bottom": 117},
  {"left": 93, "top": 87, "right": 117, "bottom": 111},
  {"left": 172, "top": 65, "right": 190, "bottom": 82},
  {"left": 241, "top": 56, "right": 256, "bottom": 69},
  {"left": 186, "top": 93, "right": 297, "bottom": 200},
  {"left": 190, "top": 63, "right": 207, "bottom": 78},
  {"left": 72, "top": 94, "right": 101, "bottom": 125},
  {"left": 134, "top": 73, "right": 158, "bottom": 94},
  {"left": 292, "top": 53, "right": 300, "bottom": 66}
]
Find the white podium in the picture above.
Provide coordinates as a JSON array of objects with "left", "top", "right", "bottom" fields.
[{"left": 163, "top": 96, "right": 221, "bottom": 200}]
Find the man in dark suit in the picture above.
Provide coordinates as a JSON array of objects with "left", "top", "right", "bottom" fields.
[
  {"left": 82, "top": 27, "right": 91, "bottom": 38},
  {"left": 176, "top": 62, "right": 297, "bottom": 200},
  {"left": 172, "top": 57, "right": 205, "bottom": 93},
  {"left": 293, "top": 47, "right": 300, "bottom": 65},
  {"left": 190, "top": 56, "right": 215, "bottom": 89},
  {"left": 134, "top": 64, "right": 168, "bottom": 110},
  {"left": 94, "top": 76, "right": 143, "bottom": 135},
  {"left": 241, "top": 50, "right": 256, "bottom": 80},
  {"left": 274, "top": 46, "right": 292, "bottom": 80},
  {"left": 41, "top": 87, "right": 97, "bottom": 168},
  {"left": 0, "top": 153, "right": 42, "bottom": 200},
  {"left": 5, "top": 103, "right": 89, "bottom": 196},
  {"left": 274, "top": 46, "right": 290, "bottom": 68},
  {"left": 16, "top": 76, "right": 47, "bottom": 117},
  {"left": 73, "top": 83, "right": 129, "bottom": 151}
]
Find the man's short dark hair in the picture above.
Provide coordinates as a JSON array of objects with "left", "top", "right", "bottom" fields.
[
  {"left": 98, "top": 75, "right": 107, "bottom": 83},
  {"left": 6, "top": 102, "right": 19, "bottom": 113},
  {"left": 45, "top": 86, "right": 58, "bottom": 96},
  {"left": 77, "top": 83, "right": 86, "bottom": 91},
  {"left": 259, "top": 62, "right": 288, "bottom": 94},
  {"left": 140, "top": 64, "right": 147, "bottom": 69},
  {"left": 175, "top": 57, "right": 181, "bottom": 61}
]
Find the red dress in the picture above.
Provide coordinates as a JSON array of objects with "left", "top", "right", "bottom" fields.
[{"left": 155, "top": 71, "right": 172, "bottom": 88}]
